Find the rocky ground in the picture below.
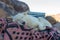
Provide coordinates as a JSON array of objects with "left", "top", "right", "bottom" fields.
[{"left": 46, "top": 13, "right": 60, "bottom": 32}]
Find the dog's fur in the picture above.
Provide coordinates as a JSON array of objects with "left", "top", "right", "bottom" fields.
[{"left": 12, "top": 13, "right": 52, "bottom": 30}]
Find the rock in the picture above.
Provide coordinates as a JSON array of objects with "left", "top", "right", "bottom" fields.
[
  {"left": 0, "top": 8, "right": 8, "bottom": 18},
  {"left": 0, "top": 1, "right": 17, "bottom": 18},
  {"left": 46, "top": 16, "right": 57, "bottom": 25},
  {"left": 51, "top": 14, "right": 60, "bottom": 22},
  {"left": 0, "top": 0, "right": 29, "bottom": 13},
  {"left": 46, "top": 14, "right": 60, "bottom": 25},
  {"left": 53, "top": 22, "right": 60, "bottom": 33}
]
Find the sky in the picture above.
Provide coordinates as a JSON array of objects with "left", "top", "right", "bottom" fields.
[{"left": 18, "top": 0, "right": 60, "bottom": 15}]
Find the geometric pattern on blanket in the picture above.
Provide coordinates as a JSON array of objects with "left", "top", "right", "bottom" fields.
[{"left": 0, "top": 18, "right": 60, "bottom": 40}]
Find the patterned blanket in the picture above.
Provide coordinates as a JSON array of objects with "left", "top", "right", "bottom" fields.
[{"left": 0, "top": 18, "right": 60, "bottom": 40}]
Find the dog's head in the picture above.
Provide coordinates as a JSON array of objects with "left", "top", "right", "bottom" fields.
[{"left": 12, "top": 13, "right": 25, "bottom": 25}]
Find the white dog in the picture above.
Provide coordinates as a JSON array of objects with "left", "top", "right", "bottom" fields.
[
  {"left": 38, "top": 17, "right": 52, "bottom": 28},
  {"left": 12, "top": 13, "right": 52, "bottom": 30}
]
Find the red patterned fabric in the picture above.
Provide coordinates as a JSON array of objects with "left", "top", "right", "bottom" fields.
[
  {"left": 31, "top": 28, "right": 60, "bottom": 40},
  {"left": 0, "top": 18, "right": 60, "bottom": 40}
]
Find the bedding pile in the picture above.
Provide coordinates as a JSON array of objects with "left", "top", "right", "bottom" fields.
[
  {"left": 0, "top": 18, "right": 60, "bottom": 40},
  {"left": 0, "top": 0, "right": 60, "bottom": 40}
]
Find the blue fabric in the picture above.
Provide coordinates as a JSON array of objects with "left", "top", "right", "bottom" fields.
[{"left": 28, "top": 12, "right": 45, "bottom": 18}]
